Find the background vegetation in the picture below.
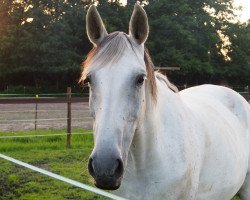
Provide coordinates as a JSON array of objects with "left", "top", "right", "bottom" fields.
[{"left": 0, "top": 0, "right": 249, "bottom": 92}]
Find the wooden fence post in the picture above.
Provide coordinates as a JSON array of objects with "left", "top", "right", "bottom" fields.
[
  {"left": 34, "top": 95, "right": 39, "bottom": 130},
  {"left": 67, "top": 87, "right": 72, "bottom": 147}
]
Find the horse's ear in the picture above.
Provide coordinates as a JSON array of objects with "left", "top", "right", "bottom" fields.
[
  {"left": 86, "top": 5, "right": 108, "bottom": 46},
  {"left": 129, "top": 4, "right": 149, "bottom": 45}
]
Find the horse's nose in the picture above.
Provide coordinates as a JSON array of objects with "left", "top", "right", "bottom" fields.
[{"left": 88, "top": 156, "right": 124, "bottom": 190}]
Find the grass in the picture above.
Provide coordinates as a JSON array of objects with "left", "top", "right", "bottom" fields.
[
  {"left": 0, "top": 129, "right": 109, "bottom": 200},
  {"left": 0, "top": 129, "right": 242, "bottom": 200}
]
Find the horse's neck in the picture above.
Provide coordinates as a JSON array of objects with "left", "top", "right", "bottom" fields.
[{"left": 128, "top": 80, "right": 189, "bottom": 174}]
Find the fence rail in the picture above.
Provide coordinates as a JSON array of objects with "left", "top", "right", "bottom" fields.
[{"left": 0, "top": 97, "right": 88, "bottom": 104}]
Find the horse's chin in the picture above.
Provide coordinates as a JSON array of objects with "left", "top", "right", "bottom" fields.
[{"left": 94, "top": 180, "right": 121, "bottom": 190}]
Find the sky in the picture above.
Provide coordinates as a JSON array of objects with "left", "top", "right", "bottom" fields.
[
  {"left": 120, "top": 0, "right": 250, "bottom": 23},
  {"left": 234, "top": 0, "right": 250, "bottom": 22}
]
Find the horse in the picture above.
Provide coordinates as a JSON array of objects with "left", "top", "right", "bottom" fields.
[{"left": 80, "top": 4, "right": 250, "bottom": 200}]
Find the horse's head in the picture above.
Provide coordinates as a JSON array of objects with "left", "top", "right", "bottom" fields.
[{"left": 81, "top": 4, "right": 155, "bottom": 190}]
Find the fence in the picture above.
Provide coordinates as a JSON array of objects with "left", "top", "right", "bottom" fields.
[{"left": 0, "top": 87, "right": 91, "bottom": 147}]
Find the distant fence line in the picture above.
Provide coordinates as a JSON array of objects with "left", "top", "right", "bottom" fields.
[
  {"left": 0, "top": 109, "right": 83, "bottom": 113},
  {"left": 0, "top": 97, "right": 88, "bottom": 104},
  {"left": 0, "top": 86, "right": 249, "bottom": 138},
  {"left": 0, "top": 87, "right": 89, "bottom": 147},
  {"left": 0, "top": 93, "right": 83, "bottom": 96},
  {"left": 1, "top": 84, "right": 249, "bottom": 100},
  {"left": 0, "top": 117, "right": 88, "bottom": 123}
]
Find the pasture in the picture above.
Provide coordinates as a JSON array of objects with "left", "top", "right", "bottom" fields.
[{"left": 0, "top": 129, "right": 110, "bottom": 200}]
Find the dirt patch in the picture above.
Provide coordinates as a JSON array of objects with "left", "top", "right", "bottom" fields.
[{"left": 0, "top": 102, "right": 93, "bottom": 132}]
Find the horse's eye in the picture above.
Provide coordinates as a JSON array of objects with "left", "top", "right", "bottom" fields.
[{"left": 136, "top": 75, "right": 146, "bottom": 86}]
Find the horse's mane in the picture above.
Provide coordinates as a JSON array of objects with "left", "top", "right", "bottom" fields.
[
  {"left": 155, "top": 72, "right": 179, "bottom": 93},
  {"left": 80, "top": 31, "right": 177, "bottom": 102}
]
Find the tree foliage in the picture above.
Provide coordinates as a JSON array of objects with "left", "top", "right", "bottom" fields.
[
  {"left": 0, "top": 0, "right": 88, "bottom": 89},
  {"left": 0, "top": 0, "right": 249, "bottom": 91}
]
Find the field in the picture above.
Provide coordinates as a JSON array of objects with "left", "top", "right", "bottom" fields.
[{"left": 0, "top": 129, "right": 109, "bottom": 200}]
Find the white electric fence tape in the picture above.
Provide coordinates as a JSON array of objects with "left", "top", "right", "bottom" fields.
[
  {"left": 0, "top": 109, "right": 86, "bottom": 113},
  {"left": 0, "top": 132, "right": 92, "bottom": 139},
  {"left": 0, "top": 93, "right": 83, "bottom": 96},
  {"left": 0, "top": 118, "right": 85, "bottom": 122},
  {"left": 0, "top": 154, "right": 127, "bottom": 200}
]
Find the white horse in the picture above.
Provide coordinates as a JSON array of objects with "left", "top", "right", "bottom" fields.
[{"left": 81, "top": 4, "right": 250, "bottom": 200}]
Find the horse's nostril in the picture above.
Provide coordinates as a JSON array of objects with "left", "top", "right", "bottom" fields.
[
  {"left": 114, "top": 158, "right": 124, "bottom": 178},
  {"left": 88, "top": 157, "right": 95, "bottom": 177}
]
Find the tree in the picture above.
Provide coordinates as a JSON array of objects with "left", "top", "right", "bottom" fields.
[
  {"left": 137, "top": 0, "right": 241, "bottom": 85},
  {"left": 225, "top": 21, "right": 250, "bottom": 85},
  {"left": 0, "top": 0, "right": 89, "bottom": 89},
  {"left": 0, "top": 0, "right": 249, "bottom": 91}
]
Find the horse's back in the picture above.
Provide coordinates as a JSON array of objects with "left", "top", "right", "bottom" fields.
[
  {"left": 180, "top": 84, "right": 250, "bottom": 129},
  {"left": 180, "top": 84, "right": 250, "bottom": 199}
]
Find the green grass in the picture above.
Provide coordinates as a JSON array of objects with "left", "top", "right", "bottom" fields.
[{"left": 0, "top": 129, "right": 109, "bottom": 200}]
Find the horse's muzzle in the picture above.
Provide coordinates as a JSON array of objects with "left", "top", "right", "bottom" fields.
[
  {"left": 88, "top": 156, "right": 124, "bottom": 190},
  {"left": 94, "top": 176, "right": 121, "bottom": 190}
]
